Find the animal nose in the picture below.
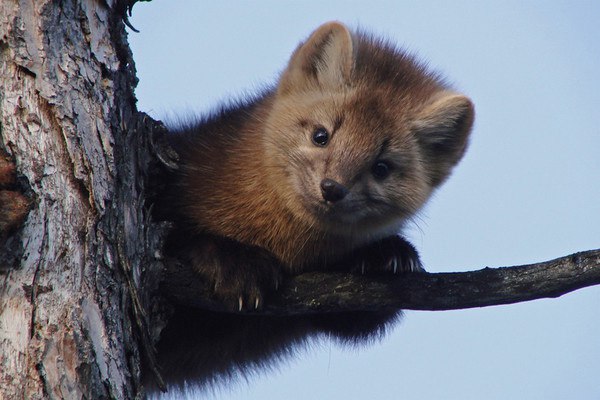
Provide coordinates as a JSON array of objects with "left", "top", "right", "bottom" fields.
[{"left": 320, "top": 178, "right": 348, "bottom": 203}]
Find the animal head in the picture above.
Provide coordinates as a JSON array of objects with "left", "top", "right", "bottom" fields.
[{"left": 264, "top": 22, "right": 474, "bottom": 236}]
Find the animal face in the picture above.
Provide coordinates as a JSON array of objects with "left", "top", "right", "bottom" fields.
[
  {"left": 262, "top": 22, "right": 473, "bottom": 238},
  {"left": 265, "top": 88, "right": 434, "bottom": 237}
]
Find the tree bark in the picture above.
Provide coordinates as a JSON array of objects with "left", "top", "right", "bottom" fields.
[{"left": 0, "top": 0, "right": 165, "bottom": 397}]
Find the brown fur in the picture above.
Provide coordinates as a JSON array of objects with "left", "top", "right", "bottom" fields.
[{"left": 167, "top": 22, "right": 474, "bottom": 310}]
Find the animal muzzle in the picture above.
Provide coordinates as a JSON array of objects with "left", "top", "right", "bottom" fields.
[{"left": 320, "top": 178, "right": 349, "bottom": 203}]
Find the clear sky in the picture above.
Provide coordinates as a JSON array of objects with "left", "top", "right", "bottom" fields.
[{"left": 129, "top": 2, "right": 600, "bottom": 399}]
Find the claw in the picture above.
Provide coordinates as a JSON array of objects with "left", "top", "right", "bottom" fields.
[
  {"left": 238, "top": 296, "right": 243, "bottom": 311},
  {"left": 361, "top": 260, "right": 366, "bottom": 274},
  {"left": 391, "top": 257, "right": 398, "bottom": 274},
  {"left": 255, "top": 297, "right": 260, "bottom": 309},
  {"left": 415, "top": 259, "right": 424, "bottom": 272},
  {"left": 408, "top": 257, "right": 419, "bottom": 272},
  {"left": 275, "top": 279, "right": 279, "bottom": 291}
]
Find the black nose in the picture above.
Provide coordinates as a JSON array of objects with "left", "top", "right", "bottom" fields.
[{"left": 320, "top": 178, "right": 348, "bottom": 203}]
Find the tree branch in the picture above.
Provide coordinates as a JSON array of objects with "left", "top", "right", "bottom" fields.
[{"left": 161, "top": 248, "right": 600, "bottom": 315}]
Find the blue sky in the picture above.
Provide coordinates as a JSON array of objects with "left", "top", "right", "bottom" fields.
[{"left": 129, "top": 2, "right": 600, "bottom": 399}]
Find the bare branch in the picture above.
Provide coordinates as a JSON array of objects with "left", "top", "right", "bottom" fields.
[{"left": 161, "top": 249, "right": 600, "bottom": 314}]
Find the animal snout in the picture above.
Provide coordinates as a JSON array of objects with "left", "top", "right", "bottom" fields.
[{"left": 320, "top": 178, "right": 348, "bottom": 203}]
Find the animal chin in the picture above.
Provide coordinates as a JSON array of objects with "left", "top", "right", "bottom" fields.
[
  {"left": 312, "top": 200, "right": 370, "bottom": 228},
  {"left": 293, "top": 182, "right": 371, "bottom": 227}
]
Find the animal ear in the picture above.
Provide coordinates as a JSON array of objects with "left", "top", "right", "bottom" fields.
[
  {"left": 278, "top": 22, "right": 354, "bottom": 95},
  {"left": 413, "top": 93, "right": 475, "bottom": 186}
]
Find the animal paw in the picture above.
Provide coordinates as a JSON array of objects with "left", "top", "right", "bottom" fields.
[
  {"left": 182, "top": 235, "right": 284, "bottom": 311},
  {"left": 349, "top": 235, "right": 424, "bottom": 275}
]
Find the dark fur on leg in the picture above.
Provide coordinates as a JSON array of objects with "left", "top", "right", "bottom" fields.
[
  {"left": 166, "top": 231, "right": 283, "bottom": 312},
  {"left": 341, "top": 235, "right": 424, "bottom": 275},
  {"left": 146, "top": 307, "right": 403, "bottom": 394},
  {"left": 147, "top": 235, "right": 421, "bottom": 392}
]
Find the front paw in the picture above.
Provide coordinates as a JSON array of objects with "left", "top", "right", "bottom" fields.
[
  {"left": 182, "top": 235, "right": 283, "bottom": 311},
  {"left": 348, "top": 235, "right": 424, "bottom": 275}
]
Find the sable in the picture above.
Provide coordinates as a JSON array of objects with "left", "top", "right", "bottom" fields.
[
  {"left": 153, "top": 21, "right": 476, "bottom": 391},
  {"left": 164, "top": 22, "right": 474, "bottom": 313}
]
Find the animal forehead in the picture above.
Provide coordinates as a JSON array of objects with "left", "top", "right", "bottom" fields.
[
  {"left": 332, "top": 119, "right": 413, "bottom": 160},
  {"left": 345, "top": 88, "right": 419, "bottom": 121},
  {"left": 338, "top": 97, "right": 412, "bottom": 138}
]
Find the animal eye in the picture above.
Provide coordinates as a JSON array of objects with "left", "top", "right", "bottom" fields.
[
  {"left": 312, "top": 127, "right": 329, "bottom": 146},
  {"left": 371, "top": 161, "right": 391, "bottom": 179}
]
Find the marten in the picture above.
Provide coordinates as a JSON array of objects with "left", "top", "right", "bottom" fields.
[{"left": 155, "top": 21, "right": 474, "bottom": 391}]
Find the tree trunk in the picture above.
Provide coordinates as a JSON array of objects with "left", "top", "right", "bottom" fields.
[
  {"left": 2, "top": 1, "right": 599, "bottom": 398},
  {"left": 0, "top": 1, "right": 164, "bottom": 397}
]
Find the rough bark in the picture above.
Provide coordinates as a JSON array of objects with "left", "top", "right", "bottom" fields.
[{"left": 0, "top": 0, "right": 165, "bottom": 398}]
